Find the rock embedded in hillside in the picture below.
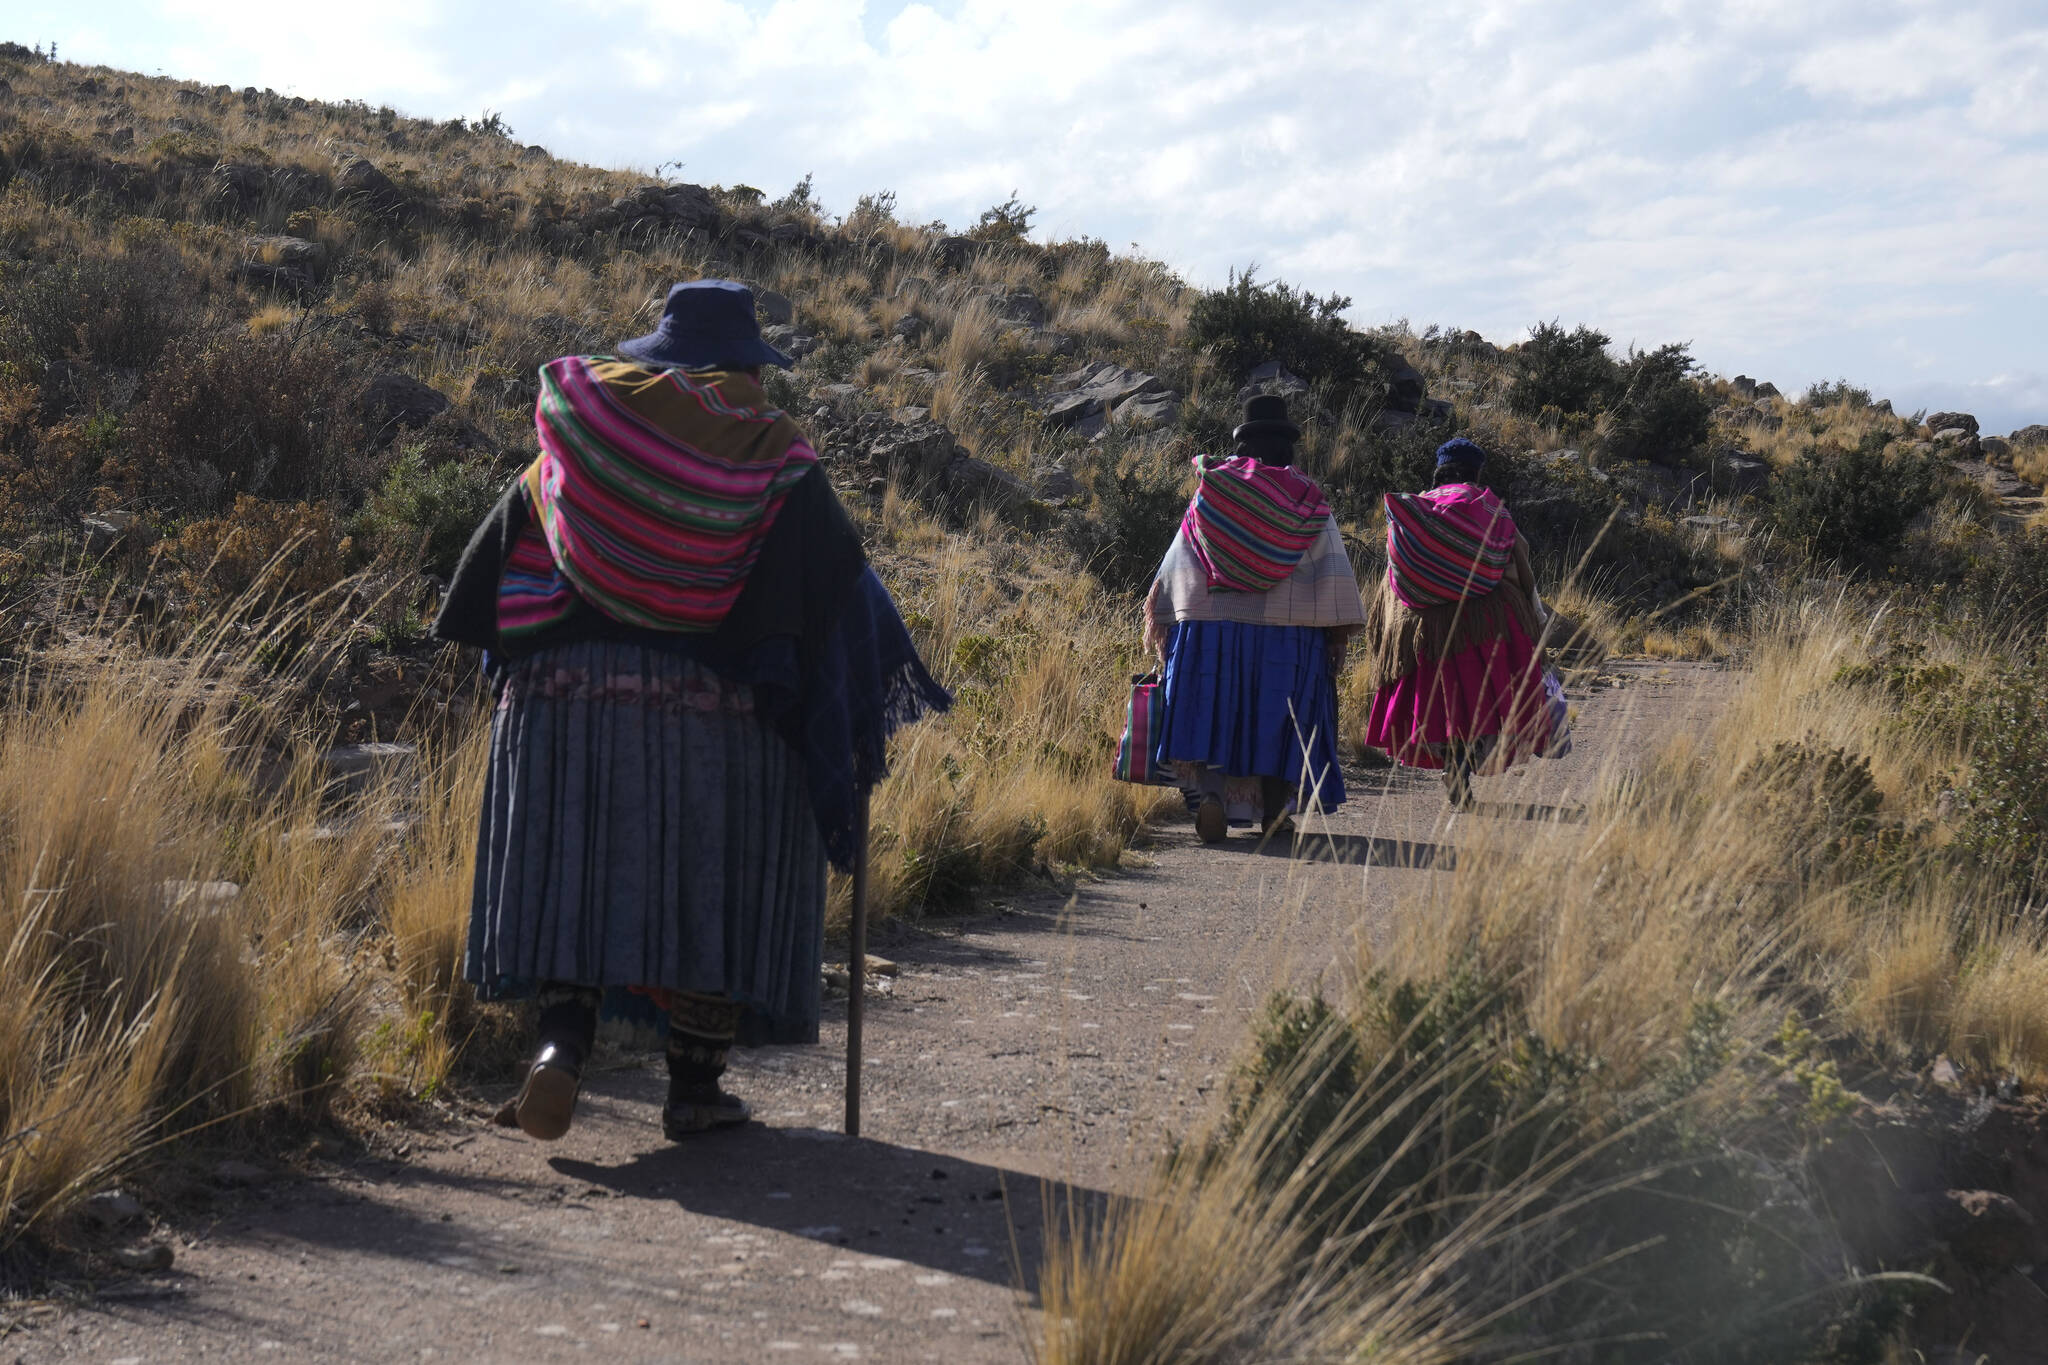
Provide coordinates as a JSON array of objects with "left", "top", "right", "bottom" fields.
[
  {"left": 991, "top": 291, "right": 1047, "bottom": 328},
  {"left": 1979, "top": 436, "right": 2012, "bottom": 467},
  {"left": 1684, "top": 514, "right": 1745, "bottom": 536},
  {"left": 360, "top": 373, "right": 451, "bottom": 440},
  {"left": 175, "top": 87, "right": 205, "bottom": 105},
  {"left": 1111, "top": 392, "right": 1180, "bottom": 432},
  {"left": 246, "top": 234, "right": 329, "bottom": 276},
  {"left": 1754, "top": 381, "right": 1781, "bottom": 398},
  {"left": 232, "top": 261, "right": 317, "bottom": 300},
  {"left": 1731, "top": 375, "right": 1758, "bottom": 397},
  {"left": 890, "top": 314, "right": 927, "bottom": 343},
  {"left": 867, "top": 422, "right": 959, "bottom": 484},
  {"left": 1917, "top": 1189, "right": 2040, "bottom": 1271},
  {"left": 1033, "top": 464, "right": 1081, "bottom": 502},
  {"left": 1931, "top": 427, "right": 1981, "bottom": 458},
  {"left": 109, "top": 126, "right": 134, "bottom": 150},
  {"left": 596, "top": 183, "right": 719, "bottom": 236},
  {"left": 2009, "top": 424, "right": 2047, "bottom": 447},
  {"left": 1237, "top": 360, "right": 1310, "bottom": 402},
  {"left": 1716, "top": 451, "right": 1772, "bottom": 494},
  {"left": 335, "top": 154, "right": 398, "bottom": 203},
  {"left": 759, "top": 324, "right": 818, "bottom": 361},
  {"left": 1040, "top": 362, "right": 1176, "bottom": 434},
  {"left": 944, "top": 455, "right": 1032, "bottom": 511},
  {"left": 1925, "top": 411, "right": 1979, "bottom": 437},
  {"left": 755, "top": 289, "right": 795, "bottom": 326},
  {"left": 936, "top": 236, "right": 979, "bottom": 270},
  {"left": 1384, "top": 356, "right": 1426, "bottom": 414}
]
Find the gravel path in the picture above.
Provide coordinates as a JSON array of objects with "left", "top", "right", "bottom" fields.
[{"left": 22, "top": 662, "right": 1733, "bottom": 1364}]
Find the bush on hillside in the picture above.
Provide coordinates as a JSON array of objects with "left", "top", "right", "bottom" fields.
[
  {"left": 127, "top": 330, "right": 371, "bottom": 512},
  {"left": 1605, "top": 342, "right": 1714, "bottom": 463},
  {"left": 1771, "top": 431, "right": 1940, "bottom": 564},
  {"left": 174, "top": 494, "right": 349, "bottom": 609},
  {"left": 1187, "top": 268, "right": 1400, "bottom": 410},
  {"left": 1803, "top": 378, "right": 1874, "bottom": 410},
  {"left": 1507, "top": 320, "right": 1617, "bottom": 421},
  {"left": 1955, "top": 661, "right": 2048, "bottom": 894},
  {"left": 353, "top": 444, "right": 506, "bottom": 577},
  {"left": 1222, "top": 978, "right": 1890, "bottom": 1362},
  {"left": 1066, "top": 452, "right": 1187, "bottom": 596},
  {"left": 0, "top": 251, "right": 191, "bottom": 384}
]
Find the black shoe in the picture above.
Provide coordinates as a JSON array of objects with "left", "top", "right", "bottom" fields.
[
  {"left": 663, "top": 1084, "right": 751, "bottom": 1139},
  {"left": 512, "top": 1042, "right": 584, "bottom": 1142}
]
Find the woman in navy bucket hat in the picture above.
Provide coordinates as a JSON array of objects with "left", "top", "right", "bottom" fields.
[
  {"left": 618, "top": 279, "right": 795, "bottom": 371},
  {"left": 433, "top": 279, "right": 947, "bottom": 1145}
]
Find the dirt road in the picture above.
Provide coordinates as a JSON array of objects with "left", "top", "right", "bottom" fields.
[{"left": 22, "top": 662, "right": 1732, "bottom": 1364}]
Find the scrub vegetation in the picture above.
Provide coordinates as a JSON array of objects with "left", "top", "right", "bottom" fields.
[{"left": 2, "top": 42, "right": 2046, "bottom": 1358}]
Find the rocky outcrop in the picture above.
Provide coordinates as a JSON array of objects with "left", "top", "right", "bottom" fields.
[
  {"left": 585, "top": 183, "right": 720, "bottom": 237},
  {"left": 1039, "top": 362, "right": 1178, "bottom": 438},
  {"left": 360, "top": 373, "right": 451, "bottom": 441},
  {"left": 862, "top": 419, "right": 1030, "bottom": 512},
  {"left": 1237, "top": 360, "right": 1309, "bottom": 402},
  {"left": 1925, "top": 411, "right": 1979, "bottom": 437}
]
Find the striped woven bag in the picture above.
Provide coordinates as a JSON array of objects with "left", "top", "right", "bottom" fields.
[{"left": 1112, "top": 673, "right": 1167, "bottom": 784}]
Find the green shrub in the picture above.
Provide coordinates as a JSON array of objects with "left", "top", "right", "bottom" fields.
[
  {"left": 1606, "top": 342, "right": 1714, "bottom": 463},
  {"left": 1065, "top": 452, "right": 1187, "bottom": 596},
  {"left": 1186, "top": 268, "right": 1399, "bottom": 410},
  {"left": 1955, "top": 662, "right": 2048, "bottom": 892},
  {"left": 1507, "top": 320, "right": 1617, "bottom": 421},
  {"left": 0, "top": 251, "right": 191, "bottom": 382},
  {"left": 1221, "top": 977, "right": 1895, "bottom": 1362},
  {"left": 1770, "top": 431, "right": 1939, "bottom": 564},
  {"left": 353, "top": 444, "right": 505, "bottom": 576},
  {"left": 1802, "top": 378, "right": 1873, "bottom": 410}
]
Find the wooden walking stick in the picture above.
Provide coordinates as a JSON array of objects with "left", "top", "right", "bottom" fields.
[{"left": 844, "top": 789, "right": 871, "bottom": 1137}]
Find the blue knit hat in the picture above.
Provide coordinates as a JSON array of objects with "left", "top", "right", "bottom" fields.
[
  {"left": 617, "top": 280, "right": 794, "bottom": 370},
  {"left": 1434, "top": 437, "right": 1489, "bottom": 469}
]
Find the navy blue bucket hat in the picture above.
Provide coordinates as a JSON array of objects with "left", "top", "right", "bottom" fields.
[
  {"left": 617, "top": 280, "right": 794, "bottom": 370},
  {"left": 1435, "top": 437, "right": 1489, "bottom": 469}
]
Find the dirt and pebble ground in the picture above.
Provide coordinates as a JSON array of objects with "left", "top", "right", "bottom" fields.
[{"left": 11, "top": 663, "right": 1731, "bottom": 1364}]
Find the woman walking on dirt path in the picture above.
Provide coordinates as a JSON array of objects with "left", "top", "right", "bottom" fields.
[
  {"left": 1142, "top": 394, "right": 1367, "bottom": 843},
  {"left": 1360, "top": 437, "right": 1550, "bottom": 807},
  {"left": 433, "top": 280, "right": 949, "bottom": 1144}
]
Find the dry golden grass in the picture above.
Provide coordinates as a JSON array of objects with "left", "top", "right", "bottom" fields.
[
  {"left": 2014, "top": 443, "right": 2048, "bottom": 487},
  {"left": 839, "top": 499, "right": 1180, "bottom": 924}
]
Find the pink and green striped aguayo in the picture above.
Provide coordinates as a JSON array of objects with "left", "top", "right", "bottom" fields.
[
  {"left": 1180, "top": 454, "right": 1332, "bottom": 594},
  {"left": 498, "top": 357, "right": 818, "bottom": 639},
  {"left": 1382, "top": 483, "right": 1516, "bottom": 610}
]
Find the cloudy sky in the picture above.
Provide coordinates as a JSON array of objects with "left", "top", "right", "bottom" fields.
[{"left": 21, "top": 1, "right": 2048, "bottom": 433}]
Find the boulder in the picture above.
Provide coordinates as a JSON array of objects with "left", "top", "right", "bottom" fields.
[
  {"left": 1683, "top": 514, "right": 1744, "bottom": 536},
  {"left": 991, "top": 291, "right": 1047, "bottom": 328},
  {"left": 2011, "top": 424, "right": 2048, "bottom": 448},
  {"left": 109, "top": 126, "right": 133, "bottom": 150},
  {"left": 1754, "top": 381, "right": 1781, "bottom": 398},
  {"left": 890, "top": 314, "right": 928, "bottom": 343},
  {"left": 936, "top": 236, "right": 979, "bottom": 270},
  {"left": 1419, "top": 397, "right": 1455, "bottom": 425},
  {"left": 890, "top": 406, "right": 930, "bottom": 425},
  {"left": 1033, "top": 465, "right": 1081, "bottom": 502},
  {"left": 1731, "top": 375, "right": 1758, "bottom": 397},
  {"left": 334, "top": 154, "right": 398, "bottom": 204},
  {"left": 755, "top": 289, "right": 795, "bottom": 326},
  {"left": 1716, "top": 451, "right": 1772, "bottom": 495},
  {"left": 1914, "top": 1189, "right": 2040, "bottom": 1272},
  {"left": 942, "top": 455, "right": 1031, "bottom": 511},
  {"left": 1237, "top": 360, "right": 1309, "bottom": 402},
  {"left": 1110, "top": 392, "right": 1180, "bottom": 432},
  {"left": 1040, "top": 362, "right": 1175, "bottom": 431},
  {"left": 1384, "top": 356, "right": 1426, "bottom": 413},
  {"left": 175, "top": 88, "right": 206, "bottom": 105},
  {"left": 1932, "top": 427, "right": 1981, "bottom": 458},
  {"left": 232, "top": 261, "right": 317, "bottom": 300},
  {"left": 246, "top": 234, "right": 329, "bottom": 276},
  {"left": 867, "top": 422, "right": 960, "bottom": 484},
  {"left": 602, "top": 183, "right": 719, "bottom": 235},
  {"left": 759, "top": 324, "right": 818, "bottom": 361},
  {"left": 360, "top": 373, "right": 451, "bottom": 440},
  {"left": 1979, "top": 436, "right": 2013, "bottom": 467},
  {"left": 1925, "top": 411, "right": 1979, "bottom": 437}
]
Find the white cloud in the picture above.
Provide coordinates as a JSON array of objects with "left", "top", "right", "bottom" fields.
[{"left": 28, "top": 0, "right": 2048, "bottom": 431}]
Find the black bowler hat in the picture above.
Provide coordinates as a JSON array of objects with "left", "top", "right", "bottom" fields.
[
  {"left": 617, "top": 280, "right": 794, "bottom": 370},
  {"left": 1233, "top": 393, "right": 1301, "bottom": 442}
]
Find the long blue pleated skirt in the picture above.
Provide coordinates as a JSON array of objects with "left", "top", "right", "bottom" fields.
[
  {"left": 1152, "top": 621, "right": 1347, "bottom": 814},
  {"left": 466, "top": 642, "right": 826, "bottom": 1046}
]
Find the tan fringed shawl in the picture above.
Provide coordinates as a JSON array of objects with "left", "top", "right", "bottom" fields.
[{"left": 1362, "top": 533, "right": 1545, "bottom": 693}]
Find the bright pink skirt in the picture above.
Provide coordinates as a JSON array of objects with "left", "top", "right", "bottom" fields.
[{"left": 1363, "top": 622, "right": 1546, "bottom": 772}]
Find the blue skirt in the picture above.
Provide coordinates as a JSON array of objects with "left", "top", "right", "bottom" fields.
[{"left": 1153, "top": 621, "right": 1347, "bottom": 812}]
